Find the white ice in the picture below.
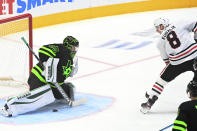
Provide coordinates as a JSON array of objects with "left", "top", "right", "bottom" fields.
[{"left": 1, "top": 7, "right": 197, "bottom": 131}]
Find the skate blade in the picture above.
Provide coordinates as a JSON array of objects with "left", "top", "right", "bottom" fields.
[{"left": 140, "top": 107, "right": 150, "bottom": 114}]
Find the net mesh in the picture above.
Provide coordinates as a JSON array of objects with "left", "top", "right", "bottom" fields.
[
  {"left": 0, "top": 14, "right": 32, "bottom": 91},
  {"left": 0, "top": 19, "right": 28, "bottom": 36}
]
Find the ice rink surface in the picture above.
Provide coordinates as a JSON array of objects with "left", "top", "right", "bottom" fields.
[{"left": 0, "top": 7, "right": 197, "bottom": 131}]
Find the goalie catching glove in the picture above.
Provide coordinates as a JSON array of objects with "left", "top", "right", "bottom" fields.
[{"left": 70, "top": 56, "right": 78, "bottom": 77}]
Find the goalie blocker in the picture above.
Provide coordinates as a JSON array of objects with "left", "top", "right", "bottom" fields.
[{"left": 0, "top": 58, "right": 76, "bottom": 117}]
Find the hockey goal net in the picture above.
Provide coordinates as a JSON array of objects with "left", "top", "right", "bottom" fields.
[{"left": 0, "top": 14, "right": 33, "bottom": 95}]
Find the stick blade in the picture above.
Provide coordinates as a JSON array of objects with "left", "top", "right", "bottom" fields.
[{"left": 72, "top": 97, "right": 87, "bottom": 107}]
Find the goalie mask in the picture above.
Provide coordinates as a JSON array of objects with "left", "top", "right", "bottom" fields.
[
  {"left": 63, "top": 36, "right": 79, "bottom": 58},
  {"left": 154, "top": 18, "right": 169, "bottom": 34},
  {"left": 187, "top": 80, "right": 197, "bottom": 98}
]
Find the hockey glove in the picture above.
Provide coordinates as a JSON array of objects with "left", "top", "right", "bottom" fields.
[
  {"left": 165, "top": 61, "right": 170, "bottom": 65},
  {"left": 194, "top": 31, "right": 197, "bottom": 43},
  {"left": 70, "top": 56, "right": 78, "bottom": 77},
  {"left": 164, "top": 58, "right": 170, "bottom": 65}
]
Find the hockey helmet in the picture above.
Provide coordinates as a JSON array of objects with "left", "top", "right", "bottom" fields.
[
  {"left": 187, "top": 80, "right": 197, "bottom": 97},
  {"left": 63, "top": 36, "right": 79, "bottom": 58},
  {"left": 154, "top": 18, "right": 169, "bottom": 33}
]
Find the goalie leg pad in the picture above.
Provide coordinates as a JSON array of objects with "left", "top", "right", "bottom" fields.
[{"left": 4, "top": 85, "right": 55, "bottom": 116}]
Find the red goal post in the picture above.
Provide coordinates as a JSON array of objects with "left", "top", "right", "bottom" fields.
[{"left": 0, "top": 13, "right": 33, "bottom": 87}]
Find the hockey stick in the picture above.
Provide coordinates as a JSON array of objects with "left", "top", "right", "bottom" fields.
[
  {"left": 21, "top": 37, "right": 87, "bottom": 107},
  {"left": 54, "top": 83, "right": 87, "bottom": 107},
  {"left": 159, "top": 123, "right": 174, "bottom": 131},
  {"left": 21, "top": 37, "right": 40, "bottom": 61}
]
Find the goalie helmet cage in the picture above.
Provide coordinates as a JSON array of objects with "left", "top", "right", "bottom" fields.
[{"left": 0, "top": 13, "right": 33, "bottom": 87}]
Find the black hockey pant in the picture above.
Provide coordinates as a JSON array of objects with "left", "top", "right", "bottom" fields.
[{"left": 160, "top": 59, "right": 197, "bottom": 82}]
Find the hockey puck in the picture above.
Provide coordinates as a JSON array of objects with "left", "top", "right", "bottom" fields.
[{"left": 52, "top": 109, "right": 58, "bottom": 112}]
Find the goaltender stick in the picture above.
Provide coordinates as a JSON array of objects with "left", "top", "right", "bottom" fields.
[{"left": 0, "top": 36, "right": 79, "bottom": 117}]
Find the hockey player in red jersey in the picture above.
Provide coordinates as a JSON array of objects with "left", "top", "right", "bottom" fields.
[
  {"left": 172, "top": 80, "right": 197, "bottom": 131},
  {"left": 140, "top": 18, "right": 197, "bottom": 114},
  {"left": 0, "top": 36, "right": 79, "bottom": 117}
]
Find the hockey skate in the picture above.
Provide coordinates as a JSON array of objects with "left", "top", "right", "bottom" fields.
[
  {"left": 140, "top": 92, "right": 158, "bottom": 114},
  {"left": 0, "top": 104, "right": 12, "bottom": 117}
]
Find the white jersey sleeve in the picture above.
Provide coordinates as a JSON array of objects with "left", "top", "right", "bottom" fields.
[
  {"left": 157, "top": 22, "right": 197, "bottom": 65},
  {"left": 156, "top": 39, "right": 169, "bottom": 63},
  {"left": 70, "top": 56, "right": 78, "bottom": 77}
]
